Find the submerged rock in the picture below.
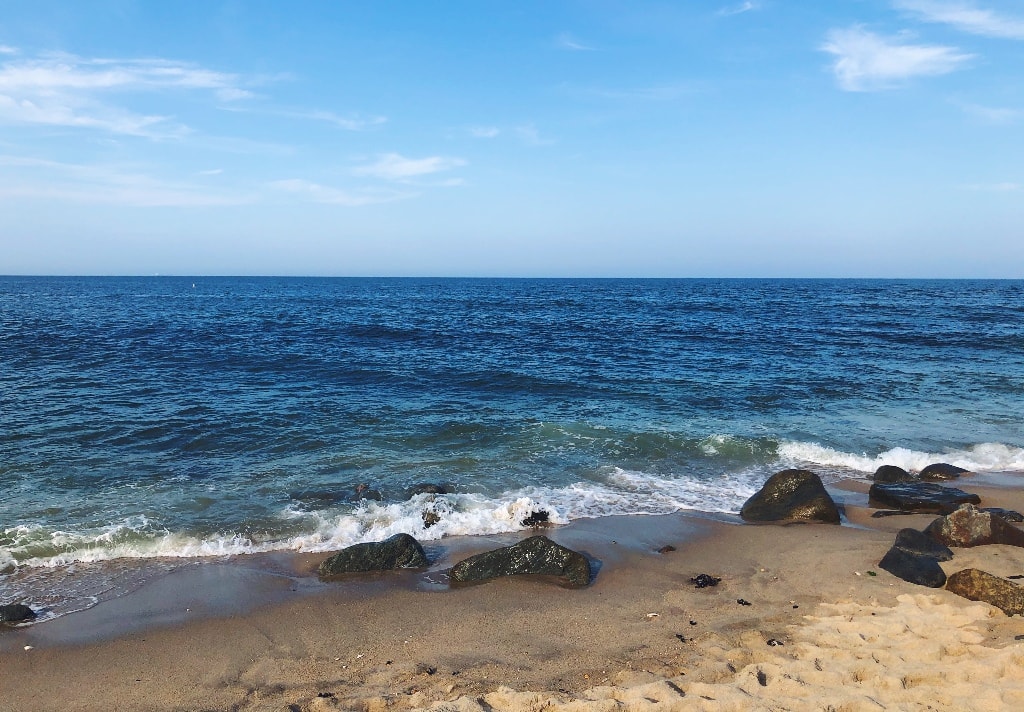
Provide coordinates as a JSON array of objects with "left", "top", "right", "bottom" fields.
[
  {"left": 924, "top": 504, "right": 1024, "bottom": 548},
  {"left": 350, "top": 483, "right": 384, "bottom": 502},
  {"left": 868, "top": 482, "right": 980, "bottom": 514},
  {"left": 945, "top": 569, "right": 1024, "bottom": 616},
  {"left": 0, "top": 604, "right": 37, "bottom": 624},
  {"left": 892, "top": 527, "right": 954, "bottom": 560},
  {"left": 873, "top": 465, "right": 915, "bottom": 483},
  {"left": 407, "top": 483, "right": 450, "bottom": 497},
  {"left": 919, "top": 463, "right": 968, "bottom": 481},
  {"left": 740, "top": 469, "right": 840, "bottom": 524},
  {"left": 878, "top": 547, "right": 947, "bottom": 587},
  {"left": 318, "top": 533, "right": 429, "bottom": 577},
  {"left": 449, "top": 535, "right": 591, "bottom": 587}
]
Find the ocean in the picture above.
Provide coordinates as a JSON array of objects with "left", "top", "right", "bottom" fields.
[{"left": 2, "top": 276, "right": 1023, "bottom": 622}]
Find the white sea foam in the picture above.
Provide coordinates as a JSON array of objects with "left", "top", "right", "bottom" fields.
[{"left": 777, "top": 440, "right": 1024, "bottom": 474}]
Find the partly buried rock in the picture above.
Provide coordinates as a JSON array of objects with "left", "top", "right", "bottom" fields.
[
  {"left": 924, "top": 504, "right": 1024, "bottom": 548},
  {"left": 449, "top": 535, "right": 591, "bottom": 587},
  {"left": 873, "top": 465, "right": 915, "bottom": 483},
  {"left": 740, "top": 469, "right": 840, "bottom": 524},
  {"left": 945, "top": 569, "right": 1024, "bottom": 616},
  {"left": 868, "top": 482, "right": 980, "bottom": 514},
  {"left": 878, "top": 547, "right": 947, "bottom": 588},
  {"left": 893, "top": 527, "right": 954, "bottom": 561},
  {"left": 982, "top": 507, "right": 1024, "bottom": 524},
  {"left": 920, "top": 463, "right": 969, "bottom": 481},
  {"left": 318, "top": 533, "right": 429, "bottom": 577},
  {"left": 0, "top": 604, "right": 37, "bottom": 624}
]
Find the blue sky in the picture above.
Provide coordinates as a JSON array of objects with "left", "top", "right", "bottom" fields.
[{"left": 1, "top": 1, "right": 1022, "bottom": 277}]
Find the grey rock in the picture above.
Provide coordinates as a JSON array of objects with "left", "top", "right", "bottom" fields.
[
  {"left": 868, "top": 482, "right": 980, "bottom": 514},
  {"left": 878, "top": 547, "right": 947, "bottom": 588},
  {"left": 873, "top": 465, "right": 915, "bottom": 483},
  {"left": 893, "top": 528, "right": 954, "bottom": 561},
  {"left": 919, "top": 463, "right": 968, "bottom": 481},
  {"left": 982, "top": 508, "right": 1024, "bottom": 524},
  {"left": 739, "top": 469, "right": 840, "bottom": 524},
  {"left": 945, "top": 569, "right": 1024, "bottom": 616},
  {"left": 0, "top": 604, "right": 37, "bottom": 623},
  {"left": 449, "top": 535, "right": 591, "bottom": 587},
  {"left": 924, "top": 504, "right": 1024, "bottom": 548},
  {"left": 318, "top": 533, "right": 429, "bottom": 577},
  {"left": 407, "top": 483, "right": 450, "bottom": 497}
]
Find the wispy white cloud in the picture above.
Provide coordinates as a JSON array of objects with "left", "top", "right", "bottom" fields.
[
  {"left": 197, "top": 168, "right": 224, "bottom": 175},
  {"left": 351, "top": 153, "right": 467, "bottom": 181},
  {"left": 821, "top": 26, "right": 973, "bottom": 91},
  {"left": 0, "top": 154, "right": 253, "bottom": 206},
  {"left": 469, "top": 126, "right": 500, "bottom": 138},
  {"left": 269, "top": 178, "right": 412, "bottom": 206},
  {"left": 0, "top": 51, "right": 253, "bottom": 138},
  {"left": 963, "top": 181, "right": 1022, "bottom": 191},
  {"left": 291, "top": 109, "right": 387, "bottom": 130},
  {"left": 717, "top": 2, "right": 760, "bottom": 17},
  {"left": 895, "top": 1, "right": 1024, "bottom": 40},
  {"left": 957, "top": 101, "right": 1023, "bottom": 123},
  {"left": 0, "top": 45, "right": 17, "bottom": 55},
  {"left": 556, "top": 32, "right": 595, "bottom": 51},
  {"left": 515, "top": 123, "right": 555, "bottom": 146}
]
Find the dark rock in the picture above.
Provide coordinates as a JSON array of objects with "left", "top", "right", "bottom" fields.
[
  {"left": 982, "top": 508, "right": 1024, "bottom": 523},
  {"left": 873, "top": 465, "right": 915, "bottom": 483},
  {"left": 737, "top": 599, "right": 752, "bottom": 606},
  {"left": 408, "top": 483, "right": 449, "bottom": 497},
  {"left": 924, "top": 504, "right": 1024, "bottom": 548},
  {"left": 520, "top": 510, "right": 550, "bottom": 527},
  {"left": 868, "top": 482, "right": 980, "bottom": 514},
  {"left": 945, "top": 569, "right": 1024, "bottom": 616},
  {"left": 892, "top": 528, "right": 954, "bottom": 561},
  {"left": 350, "top": 484, "right": 383, "bottom": 502},
  {"left": 318, "top": 533, "right": 429, "bottom": 577},
  {"left": 691, "top": 574, "right": 721, "bottom": 588},
  {"left": 739, "top": 469, "right": 840, "bottom": 524},
  {"left": 878, "top": 547, "right": 947, "bottom": 587},
  {"left": 870, "top": 510, "right": 916, "bottom": 518},
  {"left": 919, "top": 463, "right": 968, "bottom": 481},
  {"left": 657, "top": 545, "right": 677, "bottom": 554},
  {"left": 0, "top": 604, "right": 37, "bottom": 623},
  {"left": 422, "top": 510, "right": 441, "bottom": 528},
  {"left": 449, "top": 535, "right": 591, "bottom": 587}
]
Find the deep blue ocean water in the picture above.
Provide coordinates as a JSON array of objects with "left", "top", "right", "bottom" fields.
[{"left": 2, "top": 277, "right": 1023, "bottom": 619}]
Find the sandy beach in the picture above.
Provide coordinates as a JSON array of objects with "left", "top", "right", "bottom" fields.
[{"left": 4, "top": 474, "right": 1024, "bottom": 712}]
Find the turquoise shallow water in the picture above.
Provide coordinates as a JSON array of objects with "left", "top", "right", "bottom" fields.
[{"left": 1, "top": 277, "right": 1023, "bottom": 616}]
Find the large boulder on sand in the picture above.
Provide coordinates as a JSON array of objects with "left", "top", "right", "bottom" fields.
[
  {"left": 0, "top": 604, "right": 36, "bottom": 623},
  {"left": 945, "top": 569, "right": 1024, "bottom": 616},
  {"left": 449, "top": 535, "right": 591, "bottom": 587},
  {"left": 924, "top": 504, "right": 1024, "bottom": 548},
  {"left": 868, "top": 482, "right": 980, "bottom": 514},
  {"left": 318, "top": 533, "right": 429, "bottom": 577},
  {"left": 873, "top": 465, "right": 915, "bottom": 483},
  {"left": 919, "top": 463, "right": 968, "bottom": 481},
  {"left": 878, "top": 547, "right": 947, "bottom": 588},
  {"left": 893, "top": 527, "right": 954, "bottom": 561},
  {"left": 740, "top": 469, "right": 840, "bottom": 524}
]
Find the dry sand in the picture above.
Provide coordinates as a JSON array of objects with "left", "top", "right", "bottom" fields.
[{"left": 3, "top": 474, "right": 1024, "bottom": 711}]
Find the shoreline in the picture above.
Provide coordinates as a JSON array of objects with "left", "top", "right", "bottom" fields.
[{"left": 3, "top": 473, "right": 1024, "bottom": 710}]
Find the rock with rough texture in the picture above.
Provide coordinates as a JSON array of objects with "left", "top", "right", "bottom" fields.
[
  {"left": 739, "top": 469, "right": 840, "bottom": 524},
  {"left": 449, "top": 535, "right": 591, "bottom": 587},
  {"left": 878, "top": 547, "right": 947, "bottom": 588},
  {"left": 873, "top": 465, "right": 915, "bottom": 483},
  {"left": 0, "top": 604, "right": 36, "bottom": 623},
  {"left": 868, "top": 482, "right": 980, "bottom": 514},
  {"left": 893, "top": 527, "right": 954, "bottom": 561},
  {"left": 919, "top": 463, "right": 968, "bottom": 481},
  {"left": 982, "top": 508, "right": 1024, "bottom": 523},
  {"left": 945, "top": 568, "right": 1024, "bottom": 616},
  {"left": 924, "top": 504, "right": 1024, "bottom": 548},
  {"left": 318, "top": 533, "right": 429, "bottom": 577}
]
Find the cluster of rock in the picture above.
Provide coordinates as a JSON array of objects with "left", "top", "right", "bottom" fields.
[
  {"left": 866, "top": 463, "right": 1024, "bottom": 615},
  {"left": 317, "top": 533, "right": 592, "bottom": 588}
]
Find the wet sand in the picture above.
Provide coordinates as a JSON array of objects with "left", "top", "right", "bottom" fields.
[{"left": 3, "top": 475, "right": 1024, "bottom": 711}]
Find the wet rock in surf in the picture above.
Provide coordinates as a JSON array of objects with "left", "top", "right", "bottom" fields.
[
  {"left": 945, "top": 569, "right": 1024, "bottom": 616},
  {"left": 868, "top": 482, "right": 980, "bottom": 514},
  {"left": 318, "top": 533, "right": 429, "bottom": 577},
  {"left": 350, "top": 483, "right": 383, "bottom": 502},
  {"left": 924, "top": 504, "right": 1024, "bottom": 548},
  {"left": 521, "top": 510, "right": 550, "bottom": 527},
  {"left": 0, "top": 604, "right": 37, "bottom": 624},
  {"left": 407, "top": 483, "right": 450, "bottom": 497},
  {"left": 892, "top": 528, "right": 953, "bottom": 561},
  {"left": 873, "top": 465, "right": 915, "bottom": 483},
  {"left": 449, "top": 535, "right": 591, "bottom": 587},
  {"left": 919, "top": 463, "right": 969, "bottom": 481},
  {"left": 422, "top": 510, "right": 441, "bottom": 528},
  {"left": 739, "top": 469, "right": 840, "bottom": 524}
]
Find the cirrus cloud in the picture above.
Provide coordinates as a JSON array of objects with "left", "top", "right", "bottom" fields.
[
  {"left": 895, "top": 1, "right": 1024, "bottom": 40},
  {"left": 352, "top": 153, "right": 467, "bottom": 181}
]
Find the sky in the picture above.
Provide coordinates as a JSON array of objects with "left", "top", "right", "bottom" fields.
[{"left": 0, "top": 1, "right": 1022, "bottom": 277}]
